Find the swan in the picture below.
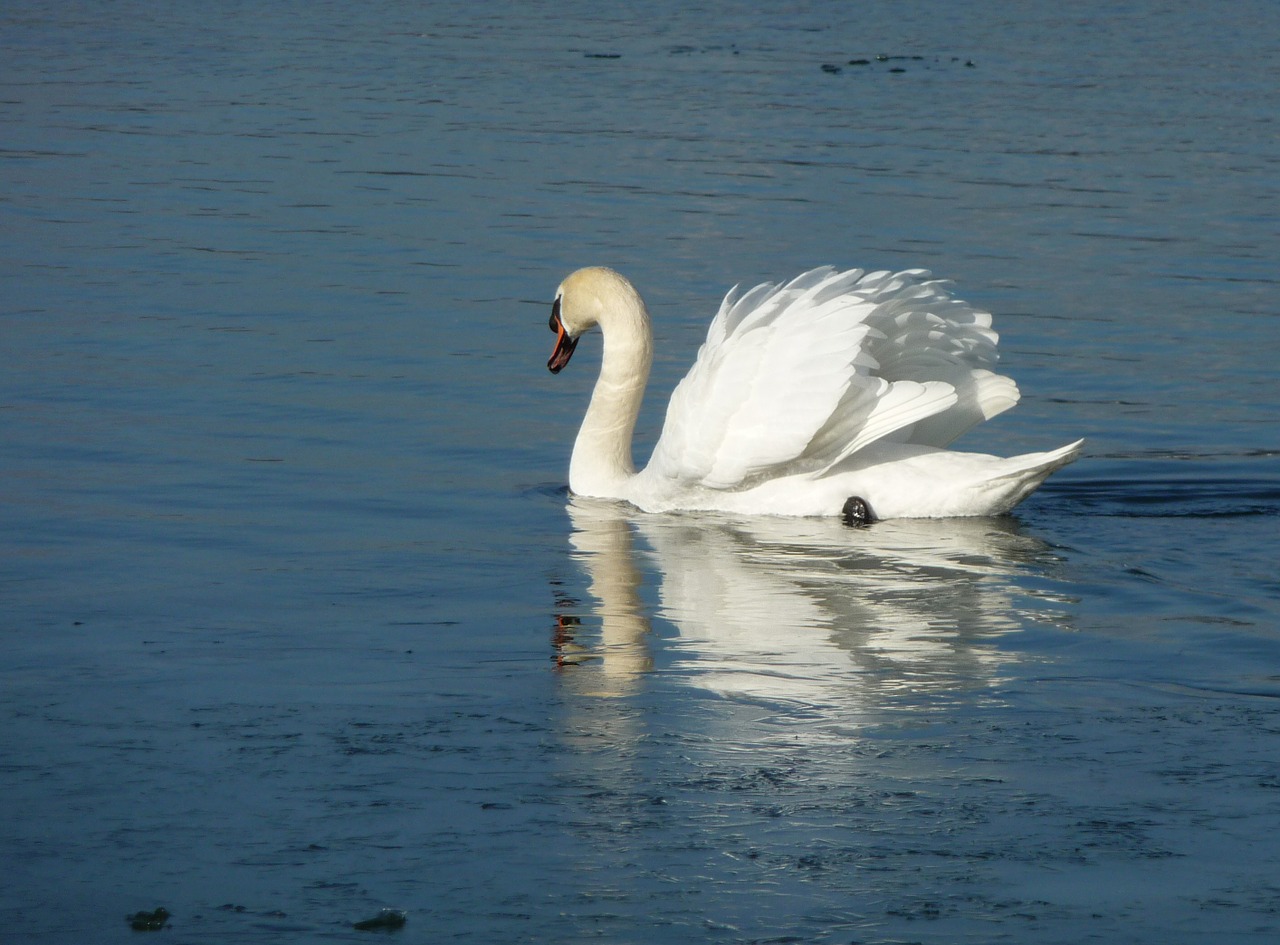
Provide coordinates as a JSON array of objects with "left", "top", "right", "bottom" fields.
[{"left": 547, "top": 265, "right": 1082, "bottom": 521}]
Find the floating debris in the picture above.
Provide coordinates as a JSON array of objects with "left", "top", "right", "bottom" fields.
[
  {"left": 668, "top": 43, "right": 741, "bottom": 56},
  {"left": 353, "top": 909, "right": 407, "bottom": 931},
  {"left": 127, "top": 907, "right": 171, "bottom": 931},
  {"left": 827, "top": 55, "right": 977, "bottom": 74}
]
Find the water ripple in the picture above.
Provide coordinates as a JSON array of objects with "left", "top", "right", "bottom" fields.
[{"left": 1050, "top": 475, "right": 1280, "bottom": 518}]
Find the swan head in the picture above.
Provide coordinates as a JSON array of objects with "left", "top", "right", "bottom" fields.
[{"left": 547, "top": 267, "right": 643, "bottom": 374}]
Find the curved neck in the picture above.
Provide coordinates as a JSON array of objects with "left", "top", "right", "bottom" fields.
[{"left": 569, "top": 295, "right": 653, "bottom": 498}]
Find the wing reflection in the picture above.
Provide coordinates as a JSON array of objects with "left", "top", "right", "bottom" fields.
[{"left": 554, "top": 497, "right": 1069, "bottom": 708}]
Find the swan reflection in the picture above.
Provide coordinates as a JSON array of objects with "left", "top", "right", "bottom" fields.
[{"left": 554, "top": 496, "right": 1068, "bottom": 708}]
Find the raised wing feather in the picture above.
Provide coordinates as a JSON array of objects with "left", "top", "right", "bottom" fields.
[
  {"left": 859, "top": 276, "right": 1018, "bottom": 447},
  {"left": 645, "top": 267, "right": 1019, "bottom": 490}
]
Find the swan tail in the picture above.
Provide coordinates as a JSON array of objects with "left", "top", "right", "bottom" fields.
[{"left": 980, "top": 439, "right": 1085, "bottom": 513}]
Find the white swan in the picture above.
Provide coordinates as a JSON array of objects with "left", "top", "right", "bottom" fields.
[{"left": 547, "top": 265, "right": 1082, "bottom": 520}]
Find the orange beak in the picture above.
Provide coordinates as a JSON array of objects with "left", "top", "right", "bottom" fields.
[{"left": 547, "top": 298, "right": 578, "bottom": 374}]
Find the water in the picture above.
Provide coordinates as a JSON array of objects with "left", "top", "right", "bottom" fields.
[{"left": 3, "top": 1, "right": 1278, "bottom": 942}]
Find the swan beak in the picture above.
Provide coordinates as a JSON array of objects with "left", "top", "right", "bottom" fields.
[{"left": 547, "top": 300, "right": 579, "bottom": 374}]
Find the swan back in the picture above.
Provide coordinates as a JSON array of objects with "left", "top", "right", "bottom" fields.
[{"left": 645, "top": 267, "right": 1017, "bottom": 491}]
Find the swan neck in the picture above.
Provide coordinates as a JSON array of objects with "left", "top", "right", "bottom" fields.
[{"left": 570, "top": 296, "right": 653, "bottom": 498}]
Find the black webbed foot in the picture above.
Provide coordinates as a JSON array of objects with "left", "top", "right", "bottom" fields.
[{"left": 841, "top": 496, "right": 875, "bottom": 527}]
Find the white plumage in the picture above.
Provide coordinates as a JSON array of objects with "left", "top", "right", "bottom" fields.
[{"left": 547, "top": 265, "right": 1081, "bottom": 520}]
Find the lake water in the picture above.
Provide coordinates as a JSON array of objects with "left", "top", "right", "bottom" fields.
[{"left": 3, "top": 1, "right": 1279, "bottom": 942}]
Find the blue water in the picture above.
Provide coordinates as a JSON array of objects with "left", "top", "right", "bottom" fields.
[{"left": 3, "top": 1, "right": 1278, "bottom": 942}]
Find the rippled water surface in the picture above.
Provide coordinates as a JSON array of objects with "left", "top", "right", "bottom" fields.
[{"left": 3, "top": 1, "right": 1279, "bottom": 942}]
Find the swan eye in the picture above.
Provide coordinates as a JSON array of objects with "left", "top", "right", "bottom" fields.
[{"left": 549, "top": 296, "right": 562, "bottom": 333}]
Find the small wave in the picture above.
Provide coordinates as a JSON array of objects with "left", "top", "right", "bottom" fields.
[
  {"left": 524, "top": 482, "right": 572, "bottom": 501},
  {"left": 1044, "top": 476, "right": 1280, "bottom": 518}
]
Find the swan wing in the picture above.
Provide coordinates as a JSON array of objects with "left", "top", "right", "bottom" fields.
[
  {"left": 646, "top": 268, "right": 1020, "bottom": 490},
  {"left": 859, "top": 272, "right": 1019, "bottom": 448}
]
